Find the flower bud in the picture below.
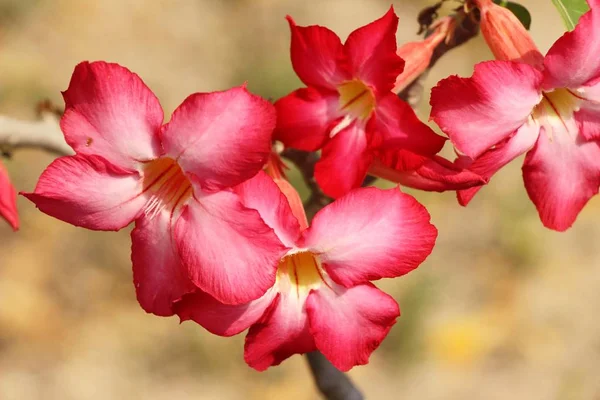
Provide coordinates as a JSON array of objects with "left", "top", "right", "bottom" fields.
[
  {"left": 393, "top": 17, "right": 453, "bottom": 93},
  {"left": 473, "top": 0, "right": 543, "bottom": 66}
]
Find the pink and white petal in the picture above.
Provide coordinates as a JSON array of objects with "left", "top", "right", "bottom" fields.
[
  {"left": 306, "top": 282, "right": 399, "bottom": 371},
  {"left": 302, "top": 187, "right": 437, "bottom": 287},
  {"left": 175, "top": 190, "right": 286, "bottom": 305},
  {"left": 23, "top": 154, "right": 146, "bottom": 231},
  {"left": 131, "top": 210, "right": 195, "bottom": 316},
  {"left": 314, "top": 122, "right": 372, "bottom": 198},
  {"left": 430, "top": 61, "right": 543, "bottom": 158},
  {"left": 457, "top": 120, "right": 540, "bottom": 205},
  {"left": 174, "top": 288, "right": 277, "bottom": 337},
  {"left": 376, "top": 93, "right": 446, "bottom": 156},
  {"left": 161, "top": 86, "right": 275, "bottom": 193},
  {"left": 274, "top": 87, "right": 340, "bottom": 151},
  {"left": 344, "top": 7, "right": 404, "bottom": 93},
  {"left": 575, "top": 86, "right": 600, "bottom": 140},
  {"left": 244, "top": 292, "right": 316, "bottom": 371},
  {"left": 61, "top": 61, "right": 163, "bottom": 169},
  {"left": 369, "top": 155, "right": 487, "bottom": 192},
  {"left": 286, "top": 16, "right": 350, "bottom": 90},
  {"left": 234, "top": 171, "right": 301, "bottom": 248},
  {"left": 522, "top": 126, "right": 600, "bottom": 231},
  {"left": 0, "top": 162, "right": 18, "bottom": 230},
  {"left": 542, "top": 6, "right": 600, "bottom": 90}
]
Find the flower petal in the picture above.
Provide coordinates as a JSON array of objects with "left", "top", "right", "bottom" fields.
[
  {"left": 0, "top": 162, "right": 18, "bottom": 230},
  {"left": 175, "top": 288, "right": 277, "bottom": 337},
  {"left": 302, "top": 187, "right": 437, "bottom": 287},
  {"left": 61, "top": 61, "right": 163, "bottom": 169},
  {"left": 244, "top": 292, "right": 316, "bottom": 371},
  {"left": 543, "top": 5, "right": 600, "bottom": 89},
  {"left": 234, "top": 171, "right": 301, "bottom": 248},
  {"left": 306, "top": 282, "right": 399, "bottom": 371},
  {"left": 161, "top": 86, "right": 276, "bottom": 193},
  {"left": 376, "top": 93, "right": 446, "bottom": 156},
  {"left": 457, "top": 120, "right": 539, "bottom": 205},
  {"left": 370, "top": 154, "right": 487, "bottom": 192},
  {"left": 522, "top": 126, "right": 600, "bottom": 231},
  {"left": 286, "top": 16, "right": 350, "bottom": 90},
  {"left": 314, "top": 122, "right": 372, "bottom": 198},
  {"left": 131, "top": 210, "right": 195, "bottom": 316},
  {"left": 430, "top": 60, "right": 543, "bottom": 158},
  {"left": 23, "top": 154, "right": 145, "bottom": 231},
  {"left": 175, "top": 190, "right": 286, "bottom": 305},
  {"left": 344, "top": 7, "right": 404, "bottom": 93},
  {"left": 274, "top": 87, "right": 340, "bottom": 151}
]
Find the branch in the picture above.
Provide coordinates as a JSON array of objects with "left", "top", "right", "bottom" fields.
[
  {"left": 0, "top": 106, "right": 72, "bottom": 156},
  {"left": 306, "top": 352, "right": 363, "bottom": 400}
]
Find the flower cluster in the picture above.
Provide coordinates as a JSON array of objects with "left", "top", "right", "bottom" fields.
[{"left": 15, "top": 0, "right": 600, "bottom": 371}]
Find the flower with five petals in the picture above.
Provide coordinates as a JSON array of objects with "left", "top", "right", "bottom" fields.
[
  {"left": 24, "top": 61, "right": 286, "bottom": 314},
  {"left": 431, "top": 0, "right": 600, "bottom": 231},
  {"left": 175, "top": 162, "right": 437, "bottom": 371},
  {"left": 275, "top": 7, "right": 446, "bottom": 198}
]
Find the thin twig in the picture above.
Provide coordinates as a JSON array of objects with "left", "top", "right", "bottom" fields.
[{"left": 0, "top": 109, "right": 72, "bottom": 156}]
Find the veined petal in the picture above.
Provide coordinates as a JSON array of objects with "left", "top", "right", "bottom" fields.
[
  {"left": 574, "top": 82, "right": 600, "bottom": 141},
  {"left": 61, "top": 61, "right": 163, "bottom": 169},
  {"left": 131, "top": 210, "right": 195, "bottom": 316},
  {"left": 344, "top": 7, "right": 404, "bottom": 93},
  {"left": 306, "top": 282, "right": 399, "bottom": 371},
  {"left": 543, "top": 5, "right": 600, "bottom": 90},
  {"left": 274, "top": 88, "right": 340, "bottom": 151},
  {"left": 430, "top": 61, "right": 543, "bottom": 158},
  {"left": 175, "top": 190, "right": 286, "bottom": 305},
  {"left": 234, "top": 171, "right": 301, "bottom": 248},
  {"left": 376, "top": 93, "right": 446, "bottom": 156},
  {"left": 161, "top": 86, "right": 275, "bottom": 193},
  {"left": 286, "top": 16, "right": 350, "bottom": 90},
  {"left": 244, "top": 292, "right": 316, "bottom": 371},
  {"left": 23, "top": 154, "right": 145, "bottom": 231},
  {"left": 457, "top": 120, "right": 539, "bottom": 205},
  {"left": 175, "top": 288, "right": 277, "bottom": 337},
  {"left": 314, "top": 122, "right": 372, "bottom": 198},
  {"left": 302, "top": 187, "right": 437, "bottom": 287},
  {"left": 523, "top": 126, "right": 600, "bottom": 231},
  {"left": 0, "top": 162, "right": 18, "bottom": 230}
]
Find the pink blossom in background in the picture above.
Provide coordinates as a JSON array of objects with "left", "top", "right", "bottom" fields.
[
  {"left": 430, "top": 0, "right": 600, "bottom": 231},
  {"left": 275, "top": 7, "right": 446, "bottom": 198},
  {"left": 23, "top": 61, "right": 286, "bottom": 314},
  {"left": 0, "top": 161, "right": 18, "bottom": 230},
  {"left": 175, "top": 168, "right": 437, "bottom": 371}
]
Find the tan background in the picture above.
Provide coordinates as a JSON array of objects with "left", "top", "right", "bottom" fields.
[{"left": 1, "top": 0, "right": 599, "bottom": 399}]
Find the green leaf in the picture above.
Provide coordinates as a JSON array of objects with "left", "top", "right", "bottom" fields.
[
  {"left": 550, "top": 0, "right": 589, "bottom": 30},
  {"left": 492, "top": 0, "right": 532, "bottom": 30}
]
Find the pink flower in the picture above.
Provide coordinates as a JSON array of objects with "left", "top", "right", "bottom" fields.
[
  {"left": 174, "top": 168, "right": 437, "bottom": 371},
  {"left": 430, "top": 0, "right": 600, "bottom": 231},
  {"left": 23, "top": 61, "right": 286, "bottom": 314},
  {"left": 0, "top": 161, "right": 18, "bottom": 230},
  {"left": 275, "top": 7, "right": 446, "bottom": 198}
]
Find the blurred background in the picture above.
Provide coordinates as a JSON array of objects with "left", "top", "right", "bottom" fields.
[{"left": 1, "top": 0, "right": 599, "bottom": 399}]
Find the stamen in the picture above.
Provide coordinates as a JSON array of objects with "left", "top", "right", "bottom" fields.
[
  {"left": 141, "top": 157, "right": 193, "bottom": 219},
  {"left": 337, "top": 79, "right": 376, "bottom": 120}
]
